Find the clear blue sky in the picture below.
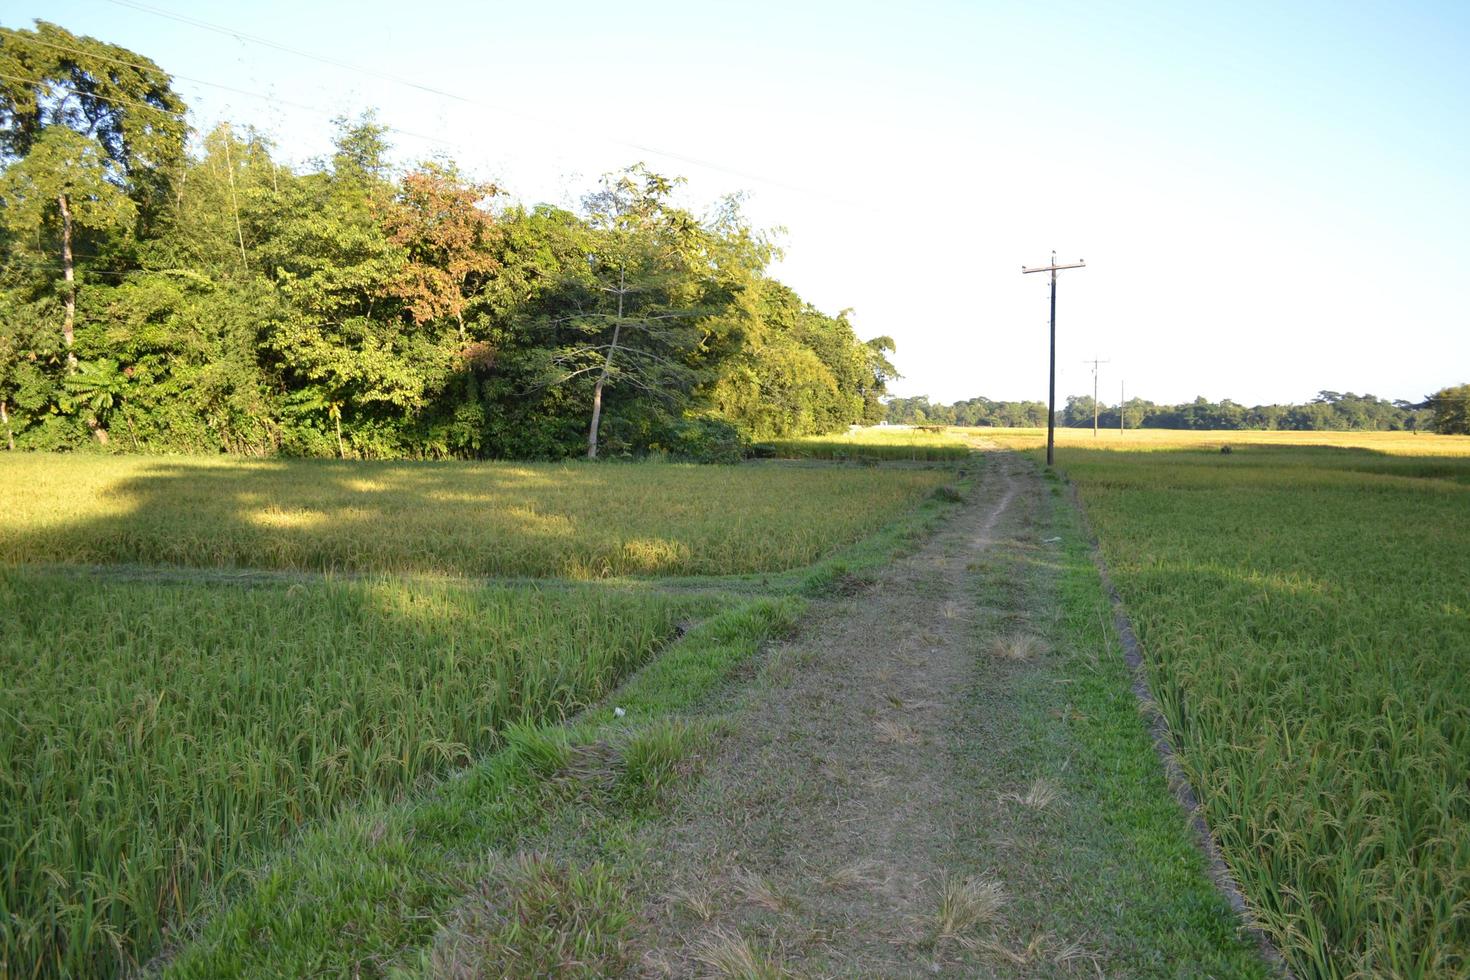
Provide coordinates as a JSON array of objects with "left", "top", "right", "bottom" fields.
[{"left": 7, "top": 0, "right": 1468, "bottom": 405}]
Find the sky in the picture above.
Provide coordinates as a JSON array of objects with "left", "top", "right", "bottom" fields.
[{"left": 7, "top": 0, "right": 1469, "bottom": 406}]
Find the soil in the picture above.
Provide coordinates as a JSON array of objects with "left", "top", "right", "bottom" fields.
[{"left": 624, "top": 454, "right": 1040, "bottom": 977}]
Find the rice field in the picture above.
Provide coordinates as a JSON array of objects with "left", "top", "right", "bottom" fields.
[
  {"left": 1053, "top": 442, "right": 1470, "bottom": 977},
  {"left": 0, "top": 455, "right": 949, "bottom": 578},
  {"left": 0, "top": 570, "right": 713, "bottom": 976},
  {"left": 764, "top": 426, "right": 973, "bottom": 461},
  {"left": 975, "top": 424, "right": 1470, "bottom": 457},
  {"left": 0, "top": 451, "right": 959, "bottom": 977}
]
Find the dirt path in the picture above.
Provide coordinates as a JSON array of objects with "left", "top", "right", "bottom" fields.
[
  {"left": 623, "top": 454, "right": 1039, "bottom": 976},
  {"left": 612, "top": 451, "right": 1265, "bottom": 978}
]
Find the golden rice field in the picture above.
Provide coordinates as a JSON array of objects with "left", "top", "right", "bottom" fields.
[
  {"left": 1049, "top": 441, "right": 1470, "bottom": 977},
  {"left": 0, "top": 455, "right": 950, "bottom": 578},
  {"left": 974, "top": 424, "right": 1470, "bottom": 456}
]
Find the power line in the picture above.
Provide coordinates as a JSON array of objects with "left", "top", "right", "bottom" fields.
[
  {"left": 97, "top": 0, "right": 854, "bottom": 203},
  {"left": 0, "top": 69, "right": 179, "bottom": 118},
  {"left": 1, "top": 36, "right": 460, "bottom": 149}
]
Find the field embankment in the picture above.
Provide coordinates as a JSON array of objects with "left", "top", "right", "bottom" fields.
[{"left": 1052, "top": 441, "right": 1470, "bottom": 976}]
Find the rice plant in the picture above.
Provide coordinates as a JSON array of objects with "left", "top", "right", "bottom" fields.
[
  {"left": 0, "top": 571, "right": 705, "bottom": 976},
  {"left": 0, "top": 455, "right": 948, "bottom": 577},
  {"left": 1058, "top": 443, "right": 1470, "bottom": 977}
]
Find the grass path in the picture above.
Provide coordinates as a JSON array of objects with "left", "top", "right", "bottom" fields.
[{"left": 597, "top": 453, "right": 1268, "bottom": 976}]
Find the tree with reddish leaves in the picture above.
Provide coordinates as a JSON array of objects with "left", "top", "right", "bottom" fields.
[{"left": 383, "top": 162, "right": 502, "bottom": 347}]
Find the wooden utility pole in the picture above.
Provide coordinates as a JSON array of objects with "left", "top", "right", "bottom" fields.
[
  {"left": 1120, "top": 380, "right": 1126, "bottom": 433},
  {"left": 1022, "top": 252, "right": 1085, "bottom": 466},
  {"left": 1082, "top": 358, "right": 1109, "bottom": 436}
]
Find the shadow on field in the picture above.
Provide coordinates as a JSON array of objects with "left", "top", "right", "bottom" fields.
[{"left": 1, "top": 458, "right": 694, "bottom": 577}]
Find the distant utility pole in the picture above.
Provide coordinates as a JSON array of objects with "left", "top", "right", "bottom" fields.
[
  {"left": 1082, "top": 357, "right": 1109, "bottom": 436},
  {"left": 1022, "top": 251, "right": 1086, "bottom": 466},
  {"left": 1120, "top": 380, "right": 1125, "bottom": 433}
]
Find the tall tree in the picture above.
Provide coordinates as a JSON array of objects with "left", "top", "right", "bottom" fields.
[
  {"left": 533, "top": 165, "right": 729, "bottom": 459},
  {"left": 1428, "top": 384, "right": 1470, "bottom": 435},
  {"left": 0, "top": 21, "right": 186, "bottom": 368}
]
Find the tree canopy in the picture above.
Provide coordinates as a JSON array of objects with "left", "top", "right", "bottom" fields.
[
  {"left": 0, "top": 23, "right": 892, "bottom": 459},
  {"left": 887, "top": 389, "right": 1449, "bottom": 433}
]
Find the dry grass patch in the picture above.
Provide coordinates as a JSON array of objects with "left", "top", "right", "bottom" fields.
[
  {"left": 817, "top": 859, "right": 890, "bottom": 892},
  {"left": 875, "top": 718, "right": 923, "bottom": 745},
  {"left": 425, "top": 853, "right": 632, "bottom": 979},
  {"left": 689, "top": 927, "right": 798, "bottom": 979},
  {"left": 1001, "top": 777, "right": 1060, "bottom": 810},
  {"left": 979, "top": 933, "right": 1101, "bottom": 973},
  {"left": 668, "top": 885, "right": 718, "bottom": 923},
  {"left": 883, "top": 693, "right": 939, "bottom": 712},
  {"left": 730, "top": 868, "right": 798, "bottom": 913},
  {"left": 989, "top": 632, "right": 1048, "bottom": 662},
  {"left": 913, "top": 872, "right": 1007, "bottom": 949}
]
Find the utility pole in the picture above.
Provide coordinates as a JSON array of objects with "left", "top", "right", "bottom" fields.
[
  {"left": 1022, "top": 251, "right": 1086, "bottom": 466},
  {"left": 1120, "top": 380, "right": 1125, "bottom": 433},
  {"left": 1082, "top": 358, "right": 1109, "bottom": 436}
]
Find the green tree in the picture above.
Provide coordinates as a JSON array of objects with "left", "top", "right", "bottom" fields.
[
  {"left": 0, "top": 21, "right": 186, "bottom": 367},
  {"left": 1428, "top": 384, "right": 1470, "bottom": 435},
  {"left": 60, "top": 356, "right": 128, "bottom": 444},
  {"left": 532, "top": 165, "right": 738, "bottom": 458}
]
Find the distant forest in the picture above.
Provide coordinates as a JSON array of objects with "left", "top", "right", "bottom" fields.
[
  {"left": 887, "top": 388, "right": 1470, "bottom": 434},
  {"left": 0, "top": 22, "right": 894, "bottom": 460}
]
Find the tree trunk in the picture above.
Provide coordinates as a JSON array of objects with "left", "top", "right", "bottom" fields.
[
  {"left": 586, "top": 265, "right": 626, "bottom": 460},
  {"left": 223, "top": 127, "right": 248, "bottom": 268},
  {"left": 1, "top": 399, "right": 13, "bottom": 451},
  {"left": 87, "top": 416, "right": 109, "bottom": 445},
  {"left": 58, "top": 192, "right": 77, "bottom": 370},
  {"left": 335, "top": 413, "right": 345, "bottom": 459}
]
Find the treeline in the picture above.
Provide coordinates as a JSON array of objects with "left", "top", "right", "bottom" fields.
[
  {"left": 0, "top": 22, "right": 894, "bottom": 460},
  {"left": 883, "top": 395, "right": 1050, "bottom": 428},
  {"left": 889, "top": 389, "right": 1470, "bottom": 434}
]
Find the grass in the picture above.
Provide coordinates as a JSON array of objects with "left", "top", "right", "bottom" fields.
[
  {"left": 0, "top": 454, "right": 949, "bottom": 578},
  {"left": 952, "top": 473, "right": 1270, "bottom": 976},
  {"left": 160, "top": 597, "right": 804, "bottom": 978},
  {"left": 0, "top": 570, "right": 715, "bottom": 977},
  {"left": 1050, "top": 443, "right": 1470, "bottom": 976},
  {"left": 764, "top": 427, "right": 973, "bottom": 461}
]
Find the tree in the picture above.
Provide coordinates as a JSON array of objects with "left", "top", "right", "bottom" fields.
[
  {"left": 534, "top": 165, "right": 729, "bottom": 459},
  {"left": 0, "top": 21, "right": 186, "bottom": 367},
  {"left": 61, "top": 356, "right": 128, "bottom": 444},
  {"left": 1428, "top": 384, "right": 1470, "bottom": 435},
  {"left": 382, "top": 162, "right": 502, "bottom": 340},
  {"left": 0, "top": 128, "right": 135, "bottom": 368}
]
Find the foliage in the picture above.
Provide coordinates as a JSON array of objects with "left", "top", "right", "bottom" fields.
[
  {"left": 764, "top": 425, "right": 972, "bottom": 461},
  {"left": 890, "top": 390, "right": 1437, "bottom": 432},
  {"left": 0, "top": 25, "right": 889, "bottom": 459},
  {"left": 1428, "top": 382, "right": 1470, "bottom": 435},
  {"left": 979, "top": 426, "right": 1470, "bottom": 456},
  {"left": 885, "top": 394, "right": 1049, "bottom": 428}
]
